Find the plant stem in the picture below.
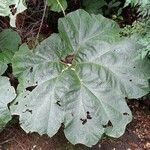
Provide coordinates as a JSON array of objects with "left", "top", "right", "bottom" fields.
[
  {"left": 56, "top": 0, "right": 66, "bottom": 16},
  {"left": 35, "top": 0, "right": 47, "bottom": 46}
]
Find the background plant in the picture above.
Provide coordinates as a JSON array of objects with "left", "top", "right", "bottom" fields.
[{"left": 125, "top": 0, "right": 150, "bottom": 18}]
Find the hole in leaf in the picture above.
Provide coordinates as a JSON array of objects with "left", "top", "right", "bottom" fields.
[
  {"left": 30, "top": 67, "right": 33, "bottom": 73},
  {"left": 86, "top": 111, "right": 92, "bottom": 119},
  {"left": 14, "top": 102, "right": 18, "bottom": 105},
  {"left": 9, "top": 4, "right": 15, "bottom": 8},
  {"left": 23, "top": 109, "right": 32, "bottom": 114},
  {"left": 103, "top": 120, "right": 113, "bottom": 128},
  {"left": 9, "top": 5, "right": 17, "bottom": 15},
  {"left": 123, "top": 112, "right": 129, "bottom": 116},
  {"left": 56, "top": 101, "right": 61, "bottom": 106},
  {"left": 129, "top": 79, "right": 132, "bottom": 82},
  {"left": 26, "top": 85, "right": 37, "bottom": 92},
  {"left": 80, "top": 118, "right": 87, "bottom": 125}
]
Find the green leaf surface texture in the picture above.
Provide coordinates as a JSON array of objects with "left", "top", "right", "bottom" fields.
[
  {"left": 82, "top": 0, "right": 107, "bottom": 14},
  {"left": 0, "top": 77, "right": 16, "bottom": 132},
  {"left": 11, "top": 10, "right": 150, "bottom": 147}
]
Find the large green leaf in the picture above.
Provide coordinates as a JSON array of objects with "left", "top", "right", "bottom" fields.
[
  {"left": 11, "top": 10, "right": 150, "bottom": 147},
  {"left": 0, "top": 0, "right": 27, "bottom": 27}
]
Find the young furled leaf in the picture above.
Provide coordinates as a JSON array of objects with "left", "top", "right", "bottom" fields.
[{"left": 11, "top": 10, "right": 150, "bottom": 147}]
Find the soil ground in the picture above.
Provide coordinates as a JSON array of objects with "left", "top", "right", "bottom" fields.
[{"left": 0, "top": 100, "right": 149, "bottom": 150}]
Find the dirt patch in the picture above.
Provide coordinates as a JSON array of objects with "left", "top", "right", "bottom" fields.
[{"left": 0, "top": 100, "right": 149, "bottom": 150}]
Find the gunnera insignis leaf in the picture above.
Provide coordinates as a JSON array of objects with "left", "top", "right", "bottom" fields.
[{"left": 11, "top": 9, "right": 150, "bottom": 147}]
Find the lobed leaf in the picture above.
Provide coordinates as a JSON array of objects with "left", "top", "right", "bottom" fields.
[{"left": 11, "top": 9, "right": 150, "bottom": 147}]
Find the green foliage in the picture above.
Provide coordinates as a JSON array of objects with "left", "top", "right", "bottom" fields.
[
  {"left": 83, "top": 0, "right": 150, "bottom": 18},
  {"left": 82, "top": 0, "right": 107, "bottom": 14},
  {"left": 137, "top": 31, "right": 150, "bottom": 59},
  {"left": 0, "top": 0, "right": 149, "bottom": 146},
  {"left": 82, "top": 0, "right": 124, "bottom": 20},
  {"left": 10, "top": 10, "right": 150, "bottom": 147},
  {"left": 0, "top": 0, "right": 27, "bottom": 27},
  {"left": 121, "top": 20, "right": 150, "bottom": 59},
  {"left": 121, "top": 21, "right": 147, "bottom": 36},
  {"left": 125, "top": 0, "right": 150, "bottom": 17},
  {"left": 125, "top": 0, "right": 149, "bottom": 7}
]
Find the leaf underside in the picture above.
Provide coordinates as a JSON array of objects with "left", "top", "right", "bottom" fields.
[{"left": 11, "top": 10, "right": 150, "bottom": 147}]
